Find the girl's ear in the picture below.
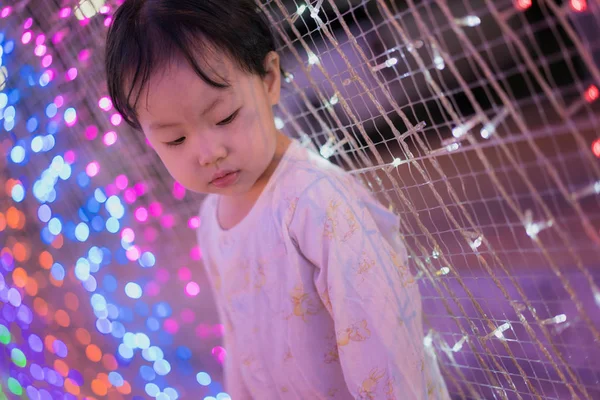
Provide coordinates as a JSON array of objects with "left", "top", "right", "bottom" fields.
[{"left": 262, "top": 51, "right": 282, "bottom": 106}]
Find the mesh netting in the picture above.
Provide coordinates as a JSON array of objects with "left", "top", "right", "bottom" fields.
[{"left": 0, "top": 0, "right": 598, "bottom": 399}]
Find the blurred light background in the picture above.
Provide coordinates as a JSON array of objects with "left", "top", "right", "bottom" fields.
[{"left": 0, "top": 0, "right": 599, "bottom": 399}]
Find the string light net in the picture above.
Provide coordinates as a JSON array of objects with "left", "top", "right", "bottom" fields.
[{"left": 0, "top": 0, "right": 599, "bottom": 399}]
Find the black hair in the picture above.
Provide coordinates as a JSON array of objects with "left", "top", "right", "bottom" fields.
[{"left": 105, "top": 0, "right": 283, "bottom": 130}]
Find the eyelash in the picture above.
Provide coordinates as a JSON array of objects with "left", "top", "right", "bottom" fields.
[{"left": 165, "top": 109, "right": 240, "bottom": 147}]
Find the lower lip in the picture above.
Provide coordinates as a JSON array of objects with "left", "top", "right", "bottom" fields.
[{"left": 211, "top": 171, "right": 240, "bottom": 188}]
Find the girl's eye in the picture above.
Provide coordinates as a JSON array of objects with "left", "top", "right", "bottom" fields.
[
  {"left": 217, "top": 109, "right": 240, "bottom": 126},
  {"left": 166, "top": 137, "right": 186, "bottom": 147}
]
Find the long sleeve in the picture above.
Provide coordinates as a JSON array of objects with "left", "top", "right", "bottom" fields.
[{"left": 288, "top": 176, "right": 436, "bottom": 400}]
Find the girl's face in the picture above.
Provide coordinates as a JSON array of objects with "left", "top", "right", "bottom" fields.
[{"left": 136, "top": 51, "right": 282, "bottom": 196}]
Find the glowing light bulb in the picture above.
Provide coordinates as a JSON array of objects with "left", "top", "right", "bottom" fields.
[
  {"left": 456, "top": 15, "right": 481, "bottom": 27},
  {"left": 592, "top": 139, "right": 600, "bottom": 158},
  {"left": 584, "top": 85, "right": 598, "bottom": 103},
  {"left": 514, "top": 0, "right": 532, "bottom": 11},
  {"left": 570, "top": 0, "right": 587, "bottom": 12}
]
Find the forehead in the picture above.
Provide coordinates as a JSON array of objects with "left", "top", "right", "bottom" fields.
[{"left": 137, "top": 54, "right": 240, "bottom": 116}]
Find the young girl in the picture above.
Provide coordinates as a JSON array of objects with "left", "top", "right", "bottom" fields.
[{"left": 105, "top": 1, "right": 449, "bottom": 398}]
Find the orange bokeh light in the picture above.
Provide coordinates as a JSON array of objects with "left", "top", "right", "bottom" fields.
[
  {"left": 25, "top": 278, "right": 39, "bottom": 296},
  {"left": 76, "top": 328, "right": 91, "bottom": 345},
  {"left": 97, "top": 373, "right": 111, "bottom": 386},
  {"left": 86, "top": 344, "right": 102, "bottom": 362},
  {"left": 91, "top": 379, "right": 108, "bottom": 396},
  {"left": 12, "top": 267, "right": 28, "bottom": 287},
  {"left": 116, "top": 380, "right": 131, "bottom": 395},
  {"left": 102, "top": 353, "right": 118, "bottom": 371},
  {"left": 64, "top": 378, "right": 81, "bottom": 396},
  {"left": 6, "top": 207, "right": 20, "bottom": 229},
  {"left": 39, "top": 251, "right": 53, "bottom": 269},
  {"left": 51, "top": 234, "right": 64, "bottom": 249},
  {"left": 55, "top": 309, "right": 71, "bottom": 327},
  {"left": 12, "top": 242, "right": 28, "bottom": 262},
  {"left": 54, "top": 359, "right": 70, "bottom": 377},
  {"left": 49, "top": 274, "right": 64, "bottom": 287},
  {"left": 65, "top": 292, "right": 80, "bottom": 311},
  {"left": 34, "top": 297, "right": 49, "bottom": 316},
  {"left": 44, "top": 334, "right": 56, "bottom": 353}
]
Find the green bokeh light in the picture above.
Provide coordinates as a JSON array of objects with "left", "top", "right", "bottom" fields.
[
  {"left": 0, "top": 325, "right": 10, "bottom": 345},
  {"left": 6, "top": 378, "right": 22, "bottom": 396},
  {"left": 11, "top": 348, "right": 27, "bottom": 368}
]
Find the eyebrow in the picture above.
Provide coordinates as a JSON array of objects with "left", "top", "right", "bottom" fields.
[{"left": 149, "top": 97, "right": 223, "bottom": 131}]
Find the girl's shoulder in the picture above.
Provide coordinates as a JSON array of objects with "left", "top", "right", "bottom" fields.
[{"left": 273, "top": 141, "right": 356, "bottom": 201}]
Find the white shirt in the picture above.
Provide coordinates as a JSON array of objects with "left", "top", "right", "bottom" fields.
[{"left": 198, "top": 140, "right": 449, "bottom": 399}]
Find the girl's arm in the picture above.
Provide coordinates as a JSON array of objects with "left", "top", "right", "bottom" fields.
[{"left": 289, "top": 176, "right": 444, "bottom": 400}]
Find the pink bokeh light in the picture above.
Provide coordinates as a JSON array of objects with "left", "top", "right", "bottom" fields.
[
  {"left": 212, "top": 346, "right": 226, "bottom": 365},
  {"left": 41, "top": 55, "right": 53, "bottom": 68},
  {"left": 36, "top": 34, "right": 45, "bottom": 46},
  {"left": 59, "top": 7, "right": 71, "bottom": 18},
  {"left": 110, "top": 113, "right": 122, "bottom": 126},
  {"left": 54, "top": 96, "right": 64, "bottom": 108},
  {"left": 24, "top": 18, "right": 33, "bottom": 29},
  {"left": 121, "top": 228, "right": 135, "bottom": 243},
  {"left": 52, "top": 29, "right": 68, "bottom": 45},
  {"left": 103, "top": 131, "right": 117, "bottom": 146},
  {"left": 124, "top": 188, "right": 137, "bottom": 204},
  {"left": 34, "top": 45, "right": 47, "bottom": 57},
  {"left": 177, "top": 267, "right": 191, "bottom": 281},
  {"left": 144, "top": 227, "right": 158, "bottom": 243},
  {"left": 148, "top": 202, "right": 163, "bottom": 217},
  {"left": 66, "top": 67, "right": 78, "bottom": 81},
  {"left": 190, "top": 246, "right": 202, "bottom": 261},
  {"left": 181, "top": 309, "right": 195, "bottom": 324},
  {"left": 173, "top": 181, "right": 186, "bottom": 200},
  {"left": 86, "top": 162, "right": 100, "bottom": 177},
  {"left": 85, "top": 126, "right": 98, "bottom": 141},
  {"left": 21, "top": 31, "right": 32, "bottom": 44},
  {"left": 134, "top": 207, "right": 148, "bottom": 223},
  {"left": 188, "top": 216, "right": 201, "bottom": 229},
  {"left": 115, "top": 175, "right": 128, "bottom": 191},
  {"left": 64, "top": 150, "right": 76, "bottom": 165},
  {"left": 98, "top": 97, "right": 112, "bottom": 111},
  {"left": 185, "top": 282, "right": 200, "bottom": 297},
  {"left": 196, "top": 324, "right": 210, "bottom": 339},
  {"left": 58, "top": 7, "right": 71, "bottom": 18},
  {"left": 78, "top": 49, "right": 91, "bottom": 62},
  {"left": 164, "top": 319, "right": 179, "bottom": 335},
  {"left": 160, "top": 215, "right": 175, "bottom": 229},
  {"left": 0, "top": 7, "right": 12, "bottom": 18},
  {"left": 105, "top": 184, "right": 118, "bottom": 197},
  {"left": 134, "top": 182, "right": 147, "bottom": 196},
  {"left": 145, "top": 281, "right": 161, "bottom": 297},
  {"left": 126, "top": 246, "right": 141, "bottom": 261},
  {"left": 156, "top": 268, "right": 170, "bottom": 283}
]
